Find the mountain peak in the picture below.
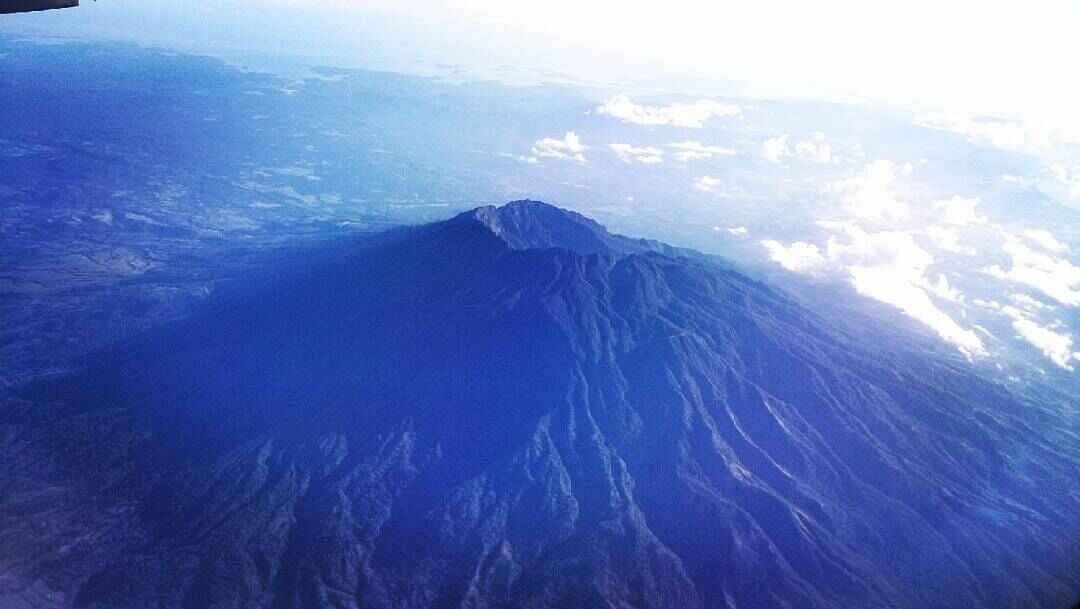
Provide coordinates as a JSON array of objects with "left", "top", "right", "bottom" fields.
[{"left": 458, "top": 199, "right": 615, "bottom": 255}]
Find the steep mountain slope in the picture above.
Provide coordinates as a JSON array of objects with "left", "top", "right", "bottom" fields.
[{"left": 2, "top": 201, "right": 1079, "bottom": 609}]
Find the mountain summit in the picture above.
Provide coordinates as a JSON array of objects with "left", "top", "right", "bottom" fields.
[
  {"left": 455, "top": 200, "right": 685, "bottom": 259},
  {"left": 2, "top": 202, "right": 1078, "bottom": 609},
  {"left": 464, "top": 199, "right": 616, "bottom": 254}
]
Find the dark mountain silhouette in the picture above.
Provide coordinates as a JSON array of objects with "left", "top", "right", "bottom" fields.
[
  {"left": 0, "top": 0, "right": 78, "bottom": 15},
  {"left": 2, "top": 200, "right": 1079, "bottom": 609}
]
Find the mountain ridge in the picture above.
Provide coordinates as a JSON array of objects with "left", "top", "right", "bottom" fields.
[
  {"left": 454, "top": 199, "right": 696, "bottom": 261},
  {"left": 464, "top": 199, "right": 614, "bottom": 254},
  {"left": 2, "top": 201, "right": 1079, "bottom": 609}
]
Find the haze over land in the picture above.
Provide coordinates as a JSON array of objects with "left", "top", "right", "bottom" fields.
[{"left": 2, "top": 24, "right": 1078, "bottom": 393}]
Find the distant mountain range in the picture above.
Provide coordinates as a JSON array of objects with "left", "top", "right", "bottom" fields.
[{"left": 2, "top": 201, "right": 1078, "bottom": 609}]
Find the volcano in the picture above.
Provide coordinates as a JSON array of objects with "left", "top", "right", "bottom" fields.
[{"left": 2, "top": 200, "right": 1078, "bottom": 609}]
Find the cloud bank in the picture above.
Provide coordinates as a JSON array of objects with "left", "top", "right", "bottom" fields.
[
  {"left": 828, "top": 160, "right": 910, "bottom": 222},
  {"left": 609, "top": 143, "right": 664, "bottom": 164},
  {"left": 763, "top": 220, "right": 985, "bottom": 357},
  {"left": 530, "top": 131, "right": 587, "bottom": 163},
  {"left": 761, "top": 133, "right": 833, "bottom": 164},
  {"left": 597, "top": 95, "right": 740, "bottom": 128},
  {"left": 668, "top": 140, "right": 736, "bottom": 161},
  {"left": 762, "top": 240, "right": 826, "bottom": 273},
  {"left": 985, "top": 234, "right": 1080, "bottom": 306}
]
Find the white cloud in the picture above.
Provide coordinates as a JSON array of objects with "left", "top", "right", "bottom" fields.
[
  {"left": 727, "top": 226, "right": 749, "bottom": 236},
  {"left": 980, "top": 301, "right": 1079, "bottom": 369},
  {"left": 530, "top": 131, "right": 587, "bottom": 163},
  {"left": 819, "top": 222, "right": 932, "bottom": 270},
  {"left": 973, "top": 299, "right": 1003, "bottom": 310},
  {"left": 827, "top": 224, "right": 981, "bottom": 355},
  {"left": 695, "top": 176, "right": 723, "bottom": 192},
  {"left": 768, "top": 222, "right": 984, "bottom": 356},
  {"left": 923, "top": 225, "right": 975, "bottom": 255},
  {"left": 1009, "top": 292, "right": 1052, "bottom": 312},
  {"left": 794, "top": 132, "right": 833, "bottom": 163},
  {"left": 916, "top": 113, "right": 1051, "bottom": 155},
  {"left": 667, "top": 140, "right": 736, "bottom": 161},
  {"left": 1010, "top": 317, "right": 1077, "bottom": 370},
  {"left": 596, "top": 95, "right": 740, "bottom": 128},
  {"left": 1047, "top": 164, "right": 1080, "bottom": 201},
  {"left": 762, "top": 133, "right": 833, "bottom": 164},
  {"left": 927, "top": 274, "right": 963, "bottom": 302},
  {"left": 761, "top": 240, "right": 827, "bottom": 273},
  {"left": 985, "top": 235, "right": 1080, "bottom": 306},
  {"left": 499, "top": 152, "right": 539, "bottom": 164},
  {"left": 1009, "top": 165, "right": 1080, "bottom": 204},
  {"left": 829, "top": 160, "right": 910, "bottom": 223},
  {"left": 995, "top": 304, "right": 1078, "bottom": 370},
  {"left": 934, "top": 196, "right": 984, "bottom": 226},
  {"left": 847, "top": 265, "right": 984, "bottom": 356},
  {"left": 609, "top": 143, "right": 664, "bottom": 164},
  {"left": 1022, "top": 228, "right": 1068, "bottom": 254},
  {"left": 761, "top": 135, "right": 790, "bottom": 163}
]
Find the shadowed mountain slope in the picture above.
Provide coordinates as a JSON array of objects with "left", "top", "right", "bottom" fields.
[{"left": 2, "top": 201, "right": 1079, "bottom": 609}]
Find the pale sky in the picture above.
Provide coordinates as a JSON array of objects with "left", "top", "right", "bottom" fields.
[
  {"left": 303, "top": 1, "right": 1080, "bottom": 129},
  {"left": 7, "top": 0, "right": 1079, "bottom": 129},
  {"left": 353, "top": 1, "right": 1078, "bottom": 111}
]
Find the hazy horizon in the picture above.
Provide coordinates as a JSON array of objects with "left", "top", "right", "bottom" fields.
[{"left": 5, "top": 1, "right": 1080, "bottom": 119}]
